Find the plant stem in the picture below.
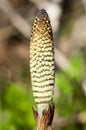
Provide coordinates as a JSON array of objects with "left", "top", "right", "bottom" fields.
[{"left": 33, "top": 104, "right": 54, "bottom": 130}]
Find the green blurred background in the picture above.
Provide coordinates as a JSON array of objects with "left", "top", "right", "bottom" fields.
[{"left": 0, "top": 0, "right": 86, "bottom": 130}]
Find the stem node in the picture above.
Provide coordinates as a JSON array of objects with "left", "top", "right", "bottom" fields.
[{"left": 33, "top": 104, "right": 54, "bottom": 130}]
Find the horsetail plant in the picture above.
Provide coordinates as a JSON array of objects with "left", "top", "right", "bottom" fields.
[{"left": 30, "top": 9, "right": 55, "bottom": 130}]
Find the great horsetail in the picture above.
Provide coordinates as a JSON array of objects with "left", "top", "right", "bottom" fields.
[{"left": 30, "top": 9, "right": 55, "bottom": 117}]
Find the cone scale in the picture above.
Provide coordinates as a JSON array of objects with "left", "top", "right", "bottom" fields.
[{"left": 30, "top": 9, "right": 55, "bottom": 130}]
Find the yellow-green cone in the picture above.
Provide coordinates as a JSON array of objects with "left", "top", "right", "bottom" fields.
[{"left": 30, "top": 9, "right": 55, "bottom": 105}]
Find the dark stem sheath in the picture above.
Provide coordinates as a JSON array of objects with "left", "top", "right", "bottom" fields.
[{"left": 33, "top": 104, "right": 54, "bottom": 130}]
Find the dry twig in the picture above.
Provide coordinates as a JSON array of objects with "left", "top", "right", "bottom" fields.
[{"left": 0, "top": 0, "right": 31, "bottom": 38}]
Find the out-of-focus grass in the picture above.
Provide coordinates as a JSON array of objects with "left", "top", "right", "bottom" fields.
[
  {"left": 55, "top": 54, "right": 86, "bottom": 129},
  {"left": 1, "top": 83, "right": 36, "bottom": 130}
]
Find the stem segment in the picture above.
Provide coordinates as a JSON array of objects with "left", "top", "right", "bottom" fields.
[{"left": 33, "top": 104, "right": 54, "bottom": 130}]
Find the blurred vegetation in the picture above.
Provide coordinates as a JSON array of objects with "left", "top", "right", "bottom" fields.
[
  {"left": 0, "top": 0, "right": 86, "bottom": 130},
  {"left": 55, "top": 54, "right": 86, "bottom": 114},
  {"left": 1, "top": 82, "right": 36, "bottom": 130}
]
